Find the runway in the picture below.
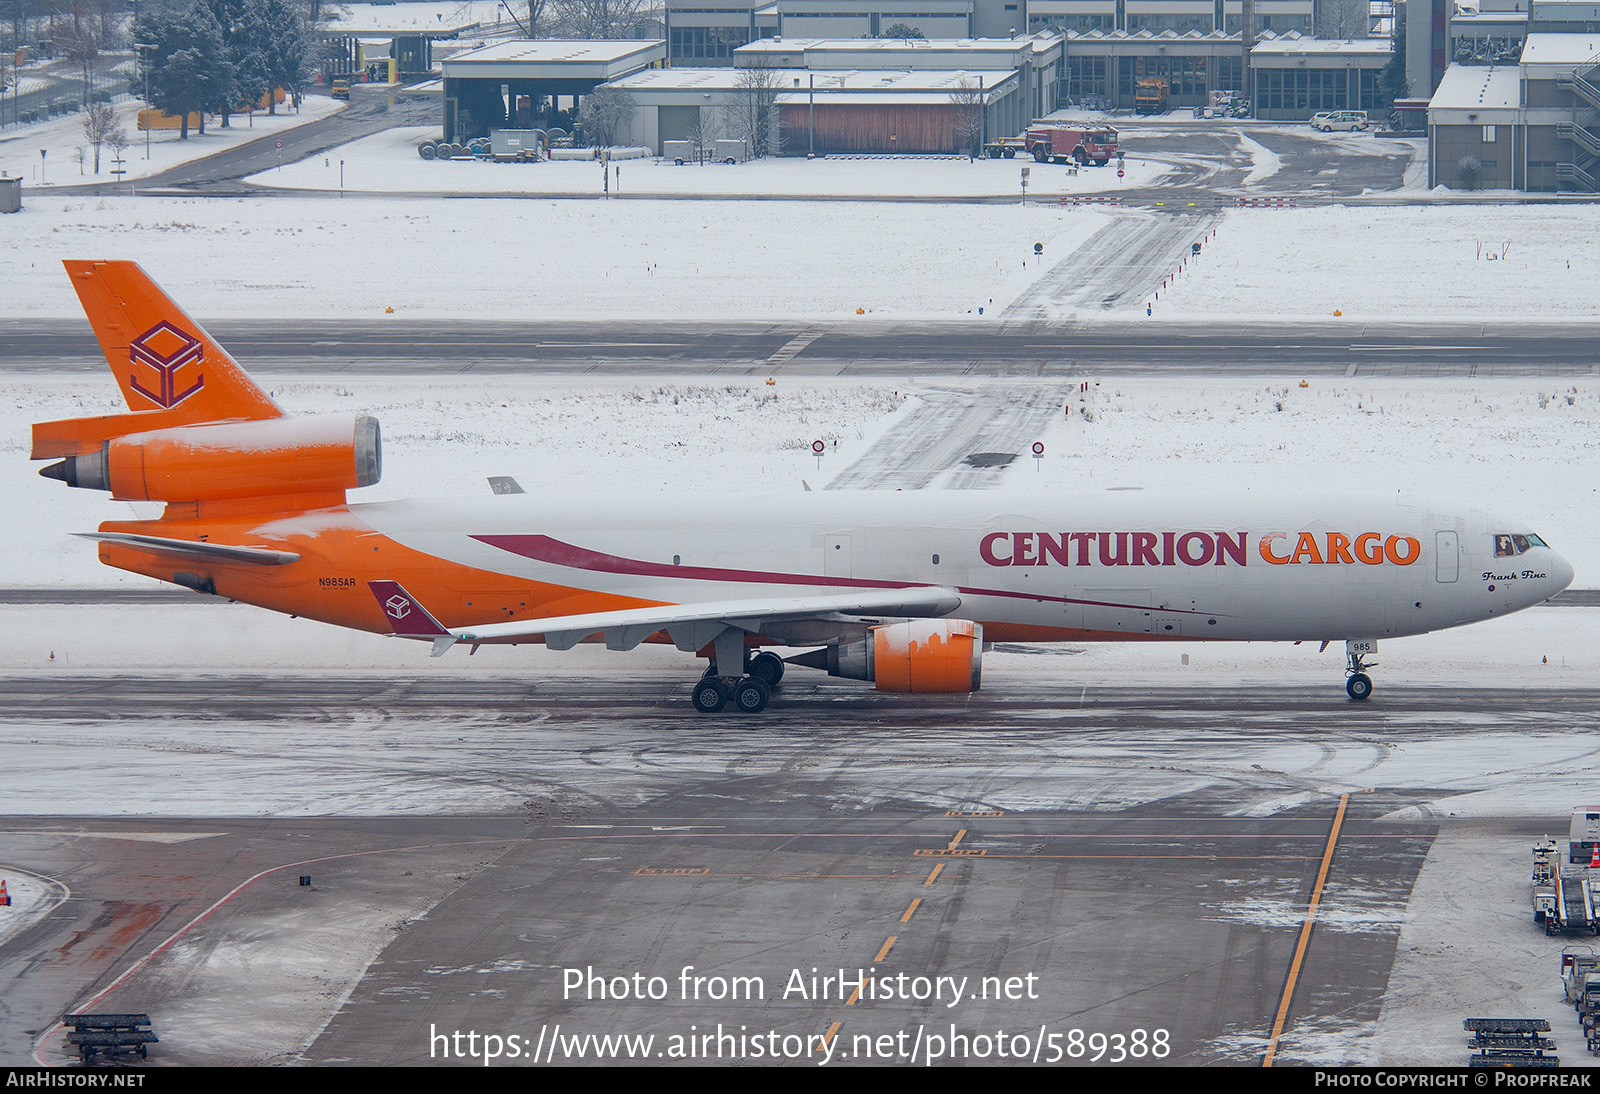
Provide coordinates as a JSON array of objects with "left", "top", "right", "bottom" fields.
[
  {"left": 6, "top": 317, "right": 1600, "bottom": 376},
  {"left": 3, "top": 675, "right": 1598, "bottom": 1066}
]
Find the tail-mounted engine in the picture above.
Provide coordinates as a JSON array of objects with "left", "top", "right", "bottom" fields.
[
  {"left": 39, "top": 414, "right": 381, "bottom": 503},
  {"left": 790, "top": 619, "right": 983, "bottom": 693}
]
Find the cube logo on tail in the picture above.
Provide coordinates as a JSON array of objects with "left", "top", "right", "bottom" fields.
[
  {"left": 368, "top": 581, "right": 448, "bottom": 635},
  {"left": 128, "top": 321, "right": 205, "bottom": 409}
]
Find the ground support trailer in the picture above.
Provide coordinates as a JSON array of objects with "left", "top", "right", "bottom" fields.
[
  {"left": 1464, "top": 1018, "right": 1557, "bottom": 1066},
  {"left": 1533, "top": 836, "right": 1600, "bottom": 934}
]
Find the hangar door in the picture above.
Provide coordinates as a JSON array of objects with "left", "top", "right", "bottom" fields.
[{"left": 658, "top": 105, "right": 703, "bottom": 143}]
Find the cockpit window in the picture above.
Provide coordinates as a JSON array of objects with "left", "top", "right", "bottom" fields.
[{"left": 1495, "top": 532, "right": 1549, "bottom": 556}]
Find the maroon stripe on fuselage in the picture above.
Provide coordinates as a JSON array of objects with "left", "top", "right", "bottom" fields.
[{"left": 470, "top": 533, "right": 1210, "bottom": 616}]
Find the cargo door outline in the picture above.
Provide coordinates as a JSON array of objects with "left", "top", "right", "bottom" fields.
[
  {"left": 1436, "top": 530, "right": 1459, "bottom": 583},
  {"left": 824, "top": 534, "right": 853, "bottom": 580}
]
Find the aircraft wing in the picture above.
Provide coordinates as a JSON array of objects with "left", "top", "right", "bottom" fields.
[{"left": 368, "top": 581, "right": 963, "bottom": 655}]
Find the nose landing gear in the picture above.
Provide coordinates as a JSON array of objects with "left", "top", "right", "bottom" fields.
[{"left": 1344, "top": 639, "right": 1377, "bottom": 701}]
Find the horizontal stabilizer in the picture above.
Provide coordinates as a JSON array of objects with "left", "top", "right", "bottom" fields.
[{"left": 75, "top": 532, "right": 300, "bottom": 566}]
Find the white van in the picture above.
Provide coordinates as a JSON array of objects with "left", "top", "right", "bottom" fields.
[{"left": 1310, "top": 110, "right": 1369, "bottom": 132}]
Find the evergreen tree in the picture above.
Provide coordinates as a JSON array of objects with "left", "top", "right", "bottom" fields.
[
  {"left": 257, "top": 0, "right": 311, "bottom": 112},
  {"left": 134, "top": 2, "right": 236, "bottom": 139},
  {"left": 1379, "top": 5, "right": 1409, "bottom": 110}
]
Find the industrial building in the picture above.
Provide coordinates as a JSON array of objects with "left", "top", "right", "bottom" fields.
[
  {"left": 1427, "top": 32, "right": 1600, "bottom": 190},
  {"left": 440, "top": 39, "right": 668, "bottom": 142}
]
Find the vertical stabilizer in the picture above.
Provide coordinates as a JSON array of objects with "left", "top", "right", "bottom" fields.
[{"left": 63, "top": 260, "right": 282, "bottom": 422}]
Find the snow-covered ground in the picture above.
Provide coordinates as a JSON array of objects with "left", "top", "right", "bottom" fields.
[
  {"left": 6, "top": 194, "right": 1600, "bottom": 322},
  {"left": 1154, "top": 204, "right": 1600, "bottom": 321},
  {"left": 0, "top": 95, "right": 344, "bottom": 186},
  {"left": 3, "top": 195, "right": 1109, "bottom": 320},
  {"left": 251, "top": 123, "right": 1169, "bottom": 197}
]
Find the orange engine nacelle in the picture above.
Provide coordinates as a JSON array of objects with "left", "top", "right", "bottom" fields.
[
  {"left": 800, "top": 619, "right": 983, "bottom": 693},
  {"left": 41, "top": 414, "right": 381, "bottom": 502}
]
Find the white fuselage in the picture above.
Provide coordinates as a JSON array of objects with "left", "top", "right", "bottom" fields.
[{"left": 339, "top": 489, "right": 1574, "bottom": 645}]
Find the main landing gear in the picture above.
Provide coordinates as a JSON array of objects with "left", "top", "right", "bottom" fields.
[
  {"left": 1344, "top": 640, "right": 1377, "bottom": 701},
  {"left": 691, "top": 650, "right": 786, "bottom": 714}
]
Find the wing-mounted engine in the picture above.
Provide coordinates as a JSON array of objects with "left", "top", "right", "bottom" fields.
[
  {"left": 788, "top": 619, "right": 983, "bottom": 693},
  {"left": 38, "top": 414, "right": 382, "bottom": 503}
]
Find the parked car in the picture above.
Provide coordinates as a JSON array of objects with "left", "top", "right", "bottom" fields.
[{"left": 1310, "top": 110, "right": 1368, "bottom": 132}]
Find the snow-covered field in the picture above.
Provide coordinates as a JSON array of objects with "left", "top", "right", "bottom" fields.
[
  {"left": 252, "top": 123, "right": 1170, "bottom": 197},
  {"left": 6, "top": 193, "right": 1600, "bottom": 322},
  {"left": 1155, "top": 204, "right": 1600, "bottom": 321},
  {"left": 0, "top": 95, "right": 343, "bottom": 186},
  {"left": 2, "top": 195, "right": 1110, "bottom": 319}
]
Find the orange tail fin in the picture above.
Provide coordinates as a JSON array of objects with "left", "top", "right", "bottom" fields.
[{"left": 33, "top": 261, "right": 283, "bottom": 459}]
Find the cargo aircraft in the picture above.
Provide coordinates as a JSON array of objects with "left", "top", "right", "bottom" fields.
[{"left": 33, "top": 261, "right": 1575, "bottom": 713}]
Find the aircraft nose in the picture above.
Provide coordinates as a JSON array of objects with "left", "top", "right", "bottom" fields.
[{"left": 1551, "top": 550, "right": 1576, "bottom": 594}]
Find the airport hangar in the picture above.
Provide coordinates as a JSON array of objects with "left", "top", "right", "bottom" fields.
[{"left": 438, "top": 29, "right": 1388, "bottom": 152}]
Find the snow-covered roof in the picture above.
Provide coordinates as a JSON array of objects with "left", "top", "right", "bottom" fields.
[
  {"left": 1249, "top": 37, "right": 1394, "bottom": 56},
  {"left": 1061, "top": 27, "right": 1233, "bottom": 40},
  {"left": 450, "top": 38, "right": 666, "bottom": 64},
  {"left": 736, "top": 35, "right": 1051, "bottom": 57},
  {"left": 1427, "top": 62, "right": 1521, "bottom": 113},
  {"left": 1518, "top": 32, "right": 1600, "bottom": 66},
  {"left": 321, "top": 2, "right": 494, "bottom": 34},
  {"left": 608, "top": 64, "right": 1019, "bottom": 104}
]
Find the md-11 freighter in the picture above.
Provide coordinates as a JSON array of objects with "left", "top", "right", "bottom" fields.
[{"left": 33, "top": 261, "right": 1575, "bottom": 713}]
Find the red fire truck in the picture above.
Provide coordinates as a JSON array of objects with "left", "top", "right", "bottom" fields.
[{"left": 985, "top": 126, "right": 1119, "bottom": 166}]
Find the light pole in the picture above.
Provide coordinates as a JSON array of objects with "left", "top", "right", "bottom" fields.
[
  {"left": 134, "top": 42, "right": 156, "bottom": 159},
  {"left": 808, "top": 72, "right": 814, "bottom": 156}
]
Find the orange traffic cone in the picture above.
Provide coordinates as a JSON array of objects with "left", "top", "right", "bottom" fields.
[
  {"left": 0, "top": 879, "right": 9, "bottom": 906},
  {"left": 1590, "top": 844, "right": 1599, "bottom": 869}
]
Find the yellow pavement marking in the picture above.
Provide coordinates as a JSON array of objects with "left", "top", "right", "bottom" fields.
[
  {"left": 948, "top": 828, "right": 967, "bottom": 849},
  {"left": 1263, "top": 794, "right": 1350, "bottom": 1068},
  {"left": 924, "top": 863, "right": 945, "bottom": 885},
  {"left": 874, "top": 936, "right": 897, "bottom": 963},
  {"left": 900, "top": 897, "right": 922, "bottom": 923}
]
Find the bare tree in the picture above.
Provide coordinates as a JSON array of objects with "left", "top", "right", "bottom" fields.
[
  {"left": 58, "top": 0, "right": 104, "bottom": 108},
  {"left": 512, "top": 0, "right": 554, "bottom": 35},
  {"left": 684, "top": 106, "right": 720, "bottom": 163},
  {"left": 106, "top": 123, "right": 129, "bottom": 169},
  {"left": 1314, "top": 0, "right": 1368, "bottom": 39},
  {"left": 730, "top": 55, "right": 786, "bottom": 158},
  {"left": 551, "top": 0, "right": 655, "bottom": 38},
  {"left": 81, "top": 100, "right": 117, "bottom": 173},
  {"left": 576, "top": 84, "right": 633, "bottom": 147},
  {"left": 949, "top": 77, "right": 985, "bottom": 158}
]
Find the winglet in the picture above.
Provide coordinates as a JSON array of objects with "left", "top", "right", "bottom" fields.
[{"left": 368, "top": 580, "right": 458, "bottom": 655}]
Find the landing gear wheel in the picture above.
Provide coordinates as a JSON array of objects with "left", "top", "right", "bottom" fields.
[
  {"left": 748, "top": 651, "right": 785, "bottom": 688},
  {"left": 732, "top": 677, "right": 771, "bottom": 714},
  {"left": 692, "top": 678, "right": 728, "bottom": 713},
  {"left": 1346, "top": 673, "right": 1373, "bottom": 701}
]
